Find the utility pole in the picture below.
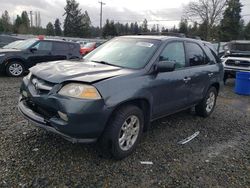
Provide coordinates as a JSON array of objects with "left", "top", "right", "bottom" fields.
[
  {"left": 29, "top": 11, "right": 33, "bottom": 27},
  {"left": 99, "top": 1, "right": 106, "bottom": 30}
]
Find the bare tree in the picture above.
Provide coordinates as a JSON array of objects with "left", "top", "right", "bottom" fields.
[{"left": 185, "top": 0, "right": 227, "bottom": 40}]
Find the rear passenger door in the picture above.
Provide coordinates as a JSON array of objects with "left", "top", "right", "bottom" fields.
[
  {"left": 184, "top": 42, "right": 212, "bottom": 105},
  {"left": 51, "top": 42, "right": 69, "bottom": 61}
]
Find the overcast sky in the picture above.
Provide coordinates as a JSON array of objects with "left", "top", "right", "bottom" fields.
[{"left": 0, "top": 0, "right": 250, "bottom": 28}]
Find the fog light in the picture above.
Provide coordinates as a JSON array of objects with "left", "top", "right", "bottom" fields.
[
  {"left": 22, "top": 91, "right": 28, "bottom": 97},
  {"left": 58, "top": 111, "right": 68, "bottom": 122}
]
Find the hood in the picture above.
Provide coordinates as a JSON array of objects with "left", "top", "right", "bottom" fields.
[
  {"left": 0, "top": 48, "right": 21, "bottom": 53},
  {"left": 30, "top": 60, "right": 131, "bottom": 83}
]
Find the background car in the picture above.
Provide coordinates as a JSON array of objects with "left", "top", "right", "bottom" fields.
[
  {"left": 80, "top": 42, "right": 103, "bottom": 56},
  {"left": 0, "top": 38, "right": 81, "bottom": 77}
]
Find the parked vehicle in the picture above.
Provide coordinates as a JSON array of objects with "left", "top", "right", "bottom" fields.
[
  {"left": 222, "top": 40, "right": 250, "bottom": 83},
  {"left": 0, "top": 38, "right": 81, "bottom": 77},
  {"left": 80, "top": 42, "right": 103, "bottom": 56},
  {"left": 18, "top": 36, "right": 223, "bottom": 159}
]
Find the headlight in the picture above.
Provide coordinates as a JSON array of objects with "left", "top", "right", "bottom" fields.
[
  {"left": 0, "top": 54, "right": 5, "bottom": 57},
  {"left": 58, "top": 83, "right": 101, "bottom": 99}
]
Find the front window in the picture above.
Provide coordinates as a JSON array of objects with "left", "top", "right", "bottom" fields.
[
  {"left": 84, "top": 38, "right": 160, "bottom": 69},
  {"left": 33, "top": 41, "right": 53, "bottom": 51},
  {"left": 160, "top": 42, "right": 186, "bottom": 69}
]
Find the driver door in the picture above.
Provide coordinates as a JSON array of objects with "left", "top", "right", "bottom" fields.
[
  {"left": 27, "top": 41, "right": 53, "bottom": 68},
  {"left": 151, "top": 41, "right": 191, "bottom": 118}
]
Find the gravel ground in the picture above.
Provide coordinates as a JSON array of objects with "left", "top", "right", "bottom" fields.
[{"left": 0, "top": 76, "right": 249, "bottom": 188}]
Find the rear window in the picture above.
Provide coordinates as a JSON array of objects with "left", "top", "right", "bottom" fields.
[{"left": 53, "top": 42, "right": 69, "bottom": 51}]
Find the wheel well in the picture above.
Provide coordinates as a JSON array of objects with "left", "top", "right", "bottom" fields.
[
  {"left": 4, "top": 58, "right": 25, "bottom": 66},
  {"left": 211, "top": 82, "right": 220, "bottom": 93},
  {"left": 110, "top": 99, "right": 151, "bottom": 132}
]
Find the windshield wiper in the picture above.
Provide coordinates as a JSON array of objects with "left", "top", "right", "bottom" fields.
[{"left": 91, "top": 60, "right": 115, "bottom": 66}]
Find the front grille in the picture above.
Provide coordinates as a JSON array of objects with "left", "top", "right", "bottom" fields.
[
  {"left": 30, "top": 76, "right": 55, "bottom": 95},
  {"left": 225, "top": 59, "right": 250, "bottom": 67},
  {"left": 25, "top": 99, "right": 57, "bottom": 120}
]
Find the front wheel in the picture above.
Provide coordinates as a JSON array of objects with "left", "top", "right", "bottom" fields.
[
  {"left": 195, "top": 87, "right": 218, "bottom": 118},
  {"left": 99, "top": 105, "right": 144, "bottom": 160},
  {"left": 6, "top": 61, "right": 24, "bottom": 77}
]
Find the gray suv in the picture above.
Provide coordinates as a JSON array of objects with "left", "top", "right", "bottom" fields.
[{"left": 18, "top": 36, "right": 224, "bottom": 159}]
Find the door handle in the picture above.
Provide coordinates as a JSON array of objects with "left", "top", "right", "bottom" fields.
[
  {"left": 183, "top": 77, "right": 191, "bottom": 83},
  {"left": 208, "top": 73, "right": 214, "bottom": 77}
]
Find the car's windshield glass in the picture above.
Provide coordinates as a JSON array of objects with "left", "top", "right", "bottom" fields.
[
  {"left": 14, "top": 39, "right": 38, "bottom": 50},
  {"left": 3, "top": 40, "right": 23, "bottom": 49},
  {"left": 84, "top": 38, "right": 160, "bottom": 69}
]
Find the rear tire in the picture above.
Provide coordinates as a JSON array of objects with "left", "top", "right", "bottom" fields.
[
  {"left": 195, "top": 87, "right": 218, "bottom": 118},
  {"left": 6, "top": 61, "right": 24, "bottom": 77},
  {"left": 98, "top": 105, "right": 144, "bottom": 160}
]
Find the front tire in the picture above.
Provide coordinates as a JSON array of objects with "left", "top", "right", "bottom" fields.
[
  {"left": 99, "top": 105, "right": 144, "bottom": 160},
  {"left": 195, "top": 87, "right": 218, "bottom": 118},
  {"left": 6, "top": 61, "right": 24, "bottom": 77}
]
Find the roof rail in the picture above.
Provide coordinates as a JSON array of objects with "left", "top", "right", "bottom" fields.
[{"left": 138, "top": 32, "right": 186, "bottom": 38}]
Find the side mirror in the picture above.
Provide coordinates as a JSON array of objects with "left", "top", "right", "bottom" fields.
[
  {"left": 30, "top": 47, "right": 37, "bottom": 52},
  {"left": 155, "top": 61, "right": 176, "bottom": 73}
]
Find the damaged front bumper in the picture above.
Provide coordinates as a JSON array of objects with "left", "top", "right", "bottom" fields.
[{"left": 18, "top": 76, "right": 112, "bottom": 143}]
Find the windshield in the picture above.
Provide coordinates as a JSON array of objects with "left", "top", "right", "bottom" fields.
[
  {"left": 84, "top": 38, "right": 160, "bottom": 69},
  {"left": 3, "top": 40, "right": 23, "bottom": 49},
  {"left": 14, "top": 39, "right": 38, "bottom": 50}
]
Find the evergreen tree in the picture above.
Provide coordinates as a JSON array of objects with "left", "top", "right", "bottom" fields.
[
  {"left": 220, "top": 0, "right": 242, "bottom": 41},
  {"left": 46, "top": 22, "right": 55, "bottom": 36},
  {"left": 0, "top": 19, "right": 4, "bottom": 32},
  {"left": 21, "top": 11, "right": 30, "bottom": 29},
  {"left": 1, "top": 10, "right": 11, "bottom": 33},
  {"left": 63, "top": 0, "right": 90, "bottom": 37},
  {"left": 179, "top": 19, "right": 188, "bottom": 35},
  {"left": 82, "top": 11, "right": 91, "bottom": 37},
  {"left": 102, "top": 19, "right": 110, "bottom": 38},
  {"left": 102, "top": 19, "right": 117, "bottom": 37},
  {"left": 245, "top": 21, "right": 250, "bottom": 40},
  {"left": 19, "top": 11, "right": 30, "bottom": 34},
  {"left": 134, "top": 22, "right": 139, "bottom": 34},
  {"left": 54, "top": 18, "right": 62, "bottom": 36},
  {"left": 151, "top": 24, "right": 156, "bottom": 32},
  {"left": 142, "top": 19, "right": 148, "bottom": 33},
  {"left": 13, "top": 15, "right": 22, "bottom": 33},
  {"left": 189, "top": 22, "right": 198, "bottom": 36},
  {"left": 197, "top": 20, "right": 209, "bottom": 40}
]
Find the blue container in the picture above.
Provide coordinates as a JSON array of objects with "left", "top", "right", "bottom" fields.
[{"left": 235, "top": 72, "right": 250, "bottom": 95}]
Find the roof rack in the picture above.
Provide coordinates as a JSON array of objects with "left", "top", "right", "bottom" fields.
[
  {"left": 138, "top": 32, "right": 186, "bottom": 38},
  {"left": 137, "top": 32, "right": 201, "bottom": 40}
]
